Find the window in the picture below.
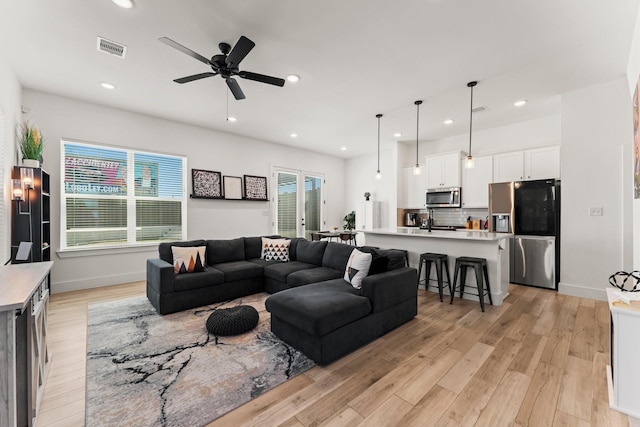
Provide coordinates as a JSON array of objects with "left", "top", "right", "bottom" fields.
[{"left": 61, "top": 140, "right": 186, "bottom": 250}]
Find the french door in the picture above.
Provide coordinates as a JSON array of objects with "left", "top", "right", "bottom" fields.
[{"left": 272, "top": 168, "right": 324, "bottom": 239}]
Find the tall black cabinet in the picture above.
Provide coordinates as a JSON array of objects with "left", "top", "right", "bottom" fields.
[{"left": 11, "top": 166, "right": 51, "bottom": 263}]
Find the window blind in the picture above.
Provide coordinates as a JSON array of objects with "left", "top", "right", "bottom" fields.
[{"left": 61, "top": 140, "right": 186, "bottom": 249}]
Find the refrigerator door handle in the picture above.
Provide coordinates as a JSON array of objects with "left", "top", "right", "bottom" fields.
[{"left": 518, "top": 238, "right": 526, "bottom": 277}]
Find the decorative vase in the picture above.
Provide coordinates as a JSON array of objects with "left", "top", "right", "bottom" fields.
[{"left": 22, "top": 159, "right": 40, "bottom": 168}]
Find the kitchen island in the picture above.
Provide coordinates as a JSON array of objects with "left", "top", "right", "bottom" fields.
[{"left": 363, "top": 228, "right": 510, "bottom": 305}]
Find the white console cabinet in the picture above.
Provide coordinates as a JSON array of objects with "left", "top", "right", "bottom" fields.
[
  {"left": 355, "top": 200, "right": 380, "bottom": 231},
  {"left": 606, "top": 288, "right": 640, "bottom": 418}
]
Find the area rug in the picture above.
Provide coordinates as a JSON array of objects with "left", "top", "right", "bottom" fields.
[{"left": 85, "top": 293, "right": 315, "bottom": 427}]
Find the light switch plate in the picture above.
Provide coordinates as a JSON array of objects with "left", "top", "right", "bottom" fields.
[{"left": 589, "top": 207, "right": 603, "bottom": 216}]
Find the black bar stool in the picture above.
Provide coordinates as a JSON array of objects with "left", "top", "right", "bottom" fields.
[
  {"left": 450, "top": 256, "right": 493, "bottom": 312},
  {"left": 417, "top": 253, "right": 452, "bottom": 302}
]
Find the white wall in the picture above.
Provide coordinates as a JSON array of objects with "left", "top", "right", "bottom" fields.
[
  {"left": 560, "top": 78, "right": 633, "bottom": 300},
  {"left": 627, "top": 3, "right": 640, "bottom": 270},
  {"left": 344, "top": 145, "right": 398, "bottom": 231},
  {"left": 0, "top": 58, "right": 22, "bottom": 264},
  {"left": 22, "top": 89, "right": 346, "bottom": 293}
]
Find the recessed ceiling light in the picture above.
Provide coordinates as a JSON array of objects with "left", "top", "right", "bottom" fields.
[
  {"left": 514, "top": 100, "right": 528, "bottom": 107},
  {"left": 340, "top": 147, "right": 347, "bottom": 151},
  {"left": 393, "top": 132, "right": 402, "bottom": 138},
  {"left": 444, "top": 119, "right": 454, "bottom": 125},
  {"left": 111, "top": 0, "right": 134, "bottom": 8},
  {"left": 290, "top": 133, "right": 298, "bottom": 138},
  {"left": 227, "top": 116, "right": 237, "bottom": 122},
  {"left": 100, "top": 82, "right": 116, "bottom": 90},
  {"left": 286, "top": 74, "right": 300, "bottom": 83}
]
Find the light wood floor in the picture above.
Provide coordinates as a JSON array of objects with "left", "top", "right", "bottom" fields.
[{"left": 35, "top": 281, "right": 635, "bottom": 427}]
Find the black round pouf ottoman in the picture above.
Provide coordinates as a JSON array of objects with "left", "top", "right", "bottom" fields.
[{"left": 206, "top": 305, "right": 259, "bottom": 336}]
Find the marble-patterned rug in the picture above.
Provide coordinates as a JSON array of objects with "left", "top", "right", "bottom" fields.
[{"left": 85, "top": 293, "right": 314, "bottom": 427}]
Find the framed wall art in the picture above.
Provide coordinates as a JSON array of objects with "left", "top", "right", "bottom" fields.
[
  {"left": 223, "top": 176, "right": 243, "bottom": 200},
  {"left": 191, "top": 169, "right": 223, "bottom": 199},
  {"left": 243, "top": 175, "right": 268, "bottom": 201}
]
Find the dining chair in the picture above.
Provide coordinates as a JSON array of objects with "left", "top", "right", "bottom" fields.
[
  {"left": 311, "top": 233, "right": 322, "bottom": 241},
  {"left": 339, "top": 232, "right": 355, "bottom": 245}
]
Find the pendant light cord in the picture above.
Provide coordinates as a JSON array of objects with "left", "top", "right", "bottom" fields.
[
  {"left": 376, "top": 114, "right": 382, "bottom": 171},
  {"left": 415, "top": 100, "right": 422, "bottom": 166},
  {"left": 467, "top": 81, "right": 477, "bottom": 157}
]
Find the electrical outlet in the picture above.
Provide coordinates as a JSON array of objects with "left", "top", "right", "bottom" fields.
[{"left": 589, "top": 207, "right": 603, "bottom": 216}]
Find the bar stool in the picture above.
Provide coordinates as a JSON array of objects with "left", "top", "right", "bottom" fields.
[
  {"left": 417, "top": 253, "right": 452, "bottom": 302},
  {"left": 450, "top": 256, "right": 493, "bottom": 312}
]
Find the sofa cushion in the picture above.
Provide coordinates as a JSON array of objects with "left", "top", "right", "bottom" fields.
[
  {"left": 244, "top": 235, "right": 281, "bottom": 260},
  {"left": 322, "top": 242, "right": 355, "bottom": 272},
  {"left": 359, "top": 246, "right": 407, "bottom": 271},
  {"left": 263, "top": 261, "right": 316, "bottom": 284},
  {"left": 158, "top": 239, "right": 207, "bottom": 264},
  {"left": 174, "top": 268, "right": 225, "bottom": 292},
  {"left": 207, "top": 238, "right": 245, "bottom": 265},
  {"left": 265, "top": 279, "right": 371, "bottom": 336},
  {"left": 261, "top": 238, "right": 291, "bottom": 262},
  {"left": 211, "top": 260, "right": 263, "bottom": 282},
  {"left": 288, "top": 237, "right": 305, "bottom": 261},
  {"left": 287, "top": 267, "right": 344, "bottom": 287},
  {"left": 172, "top": 246, "right": 207, "bottom": 274},
  {"left": 295, "top": 240, "right": 327, "bottom": 266}
]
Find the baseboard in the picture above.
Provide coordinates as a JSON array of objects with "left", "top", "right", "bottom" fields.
[
  {"left": 558, "top": 281, "right": 607, "bottom": 301},
  {"left": 51, "top": 271, "right": 145, "bottom": 294}
]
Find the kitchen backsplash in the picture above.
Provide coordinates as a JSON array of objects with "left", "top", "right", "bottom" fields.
[{"left": 399, "top": 208, "right": 489, "bottom": 227}]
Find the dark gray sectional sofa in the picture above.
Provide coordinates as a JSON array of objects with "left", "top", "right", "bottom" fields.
[{"left": 146, "top": 236, "right": 418, "bottom": 364}]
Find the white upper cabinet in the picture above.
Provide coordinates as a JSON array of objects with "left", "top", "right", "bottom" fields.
[
  {"left": 403, "top": 165, "right": 426, "bottom": 208},
  {"left": 493, "top": 146, "right": 560, "bottom": 182},
  {"left": 461, "top": 155, "right": 493, "bottom": 208},
  {"left": 524, "top": 146, "right": 560, "bottom": 180},
  {"left": 425, "top": 152, "right": 462, "bottom": 189}
]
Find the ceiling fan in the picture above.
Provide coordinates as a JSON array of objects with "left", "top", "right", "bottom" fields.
[{"left": 159, "top": 35, "right": 285, "bottom": 100}]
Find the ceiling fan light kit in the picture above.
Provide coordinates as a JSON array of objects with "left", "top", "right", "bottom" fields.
[{"left": 159, "top": 35, "right": 285, "bottom": 100}]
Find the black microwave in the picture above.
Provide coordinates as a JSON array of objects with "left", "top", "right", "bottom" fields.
[{"left": 426, "top": 187, "right": 461, "bottom": 208}]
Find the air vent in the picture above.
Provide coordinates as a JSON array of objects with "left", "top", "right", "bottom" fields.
[
  {"left": 472, "top": 105, "right": 489, "bottom": 113},
  {"left": 97, "top": 36, "right": 127, "bottom": 59}
]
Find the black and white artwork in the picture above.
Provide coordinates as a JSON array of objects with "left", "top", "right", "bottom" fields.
[
  {"left": 192, "top": 169, "right": 222, "bottom": 198},
  {"left": 243, "top": 175, "right": 268, "bottom": 200}
]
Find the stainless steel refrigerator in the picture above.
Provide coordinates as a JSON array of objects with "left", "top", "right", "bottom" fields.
[{"left": 489, "top": 179, "right": 560, "bottom": 290}]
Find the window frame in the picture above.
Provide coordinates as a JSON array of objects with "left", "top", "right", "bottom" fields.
[{"left": 60, "top": 139, "right": 187, "bottom": 251}]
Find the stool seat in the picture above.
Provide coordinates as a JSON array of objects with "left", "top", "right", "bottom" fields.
[
  {"left": 418, "top": 252, "right": 452, "bottom": 302},
  {"left": 450, "top": 256, "right": 493, "bottom": 312}
]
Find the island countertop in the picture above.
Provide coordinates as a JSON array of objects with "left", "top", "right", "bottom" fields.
[{"left": 365, "top": 227, "right": 511, "bottom": 242}]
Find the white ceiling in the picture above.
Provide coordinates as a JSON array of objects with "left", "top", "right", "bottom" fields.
[{"left": 0, "top": 0, "right": 638, "bottom": 158}]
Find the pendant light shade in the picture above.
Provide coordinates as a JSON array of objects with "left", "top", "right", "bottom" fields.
[
  {"left": 465, "top": 81, "right": 477, "bottom": 169},
  {"left": 375, "top": 114, "right": 383, "bottom": 180},
  {"left": 414, "top": 100, "right": 423, "bottom": 175}
]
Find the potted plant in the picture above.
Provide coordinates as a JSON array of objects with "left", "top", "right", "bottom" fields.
[
  {"left": 18, "top": 121, "right": 44, "bottom": 167},
  {"left": 364, "top": 192, "right": 371, "bottom": 201},
  {"left": 343, "top": 211, "right": 355, "bottom": 230}
]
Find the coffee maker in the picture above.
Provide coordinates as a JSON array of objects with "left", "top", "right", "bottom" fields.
[{"left": 405, "top": 212, "right": 418, "bottom": 226}]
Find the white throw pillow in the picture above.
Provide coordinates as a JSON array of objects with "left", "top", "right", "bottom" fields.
[
  {"left": 344, "top": 248, "right": 373, "bottom": 289},
  {"left": 172, "top": 246, "right": 206, "bottom": 274},
  {"left": 261, "top": 238, "right": 291, "bottom": 262}
]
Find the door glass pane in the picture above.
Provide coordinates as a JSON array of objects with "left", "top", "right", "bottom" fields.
[
  {"left": 304, "top": 175, "right": 322, "bottom": 240},
  {"left": 277, "top": 172, "right": 298, "bottom": 238}
]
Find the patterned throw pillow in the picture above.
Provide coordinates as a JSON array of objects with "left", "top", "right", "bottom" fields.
[
  {"left": 344, "top": 248, "right": 373, "bottom": 289},
  {"left": 261, "top": 238, "right": 291, "bottom": 262},
  {"left": 172, "top": 246, "right": 206, "bottom": 274}
]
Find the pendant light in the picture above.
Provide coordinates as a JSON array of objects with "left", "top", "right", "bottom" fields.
[
  {"left": 465, "top": 81, "right": 477, "bottom": 169},
  {"left": 413, "top": 100, "right": 423, "bottom": 175},
  {"left": 375, "top": 114, "right": 383, "bottom": 180}
]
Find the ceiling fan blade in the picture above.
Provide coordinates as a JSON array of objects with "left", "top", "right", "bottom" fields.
[
  {"left": 239, "top": 71, "right": 285, "bottom": 87},
  {"left": 226, "top": 78, "right": 246, "bottom": 100},
  {"left": 159, "top": 37, "right": 211, "bottom": 65},
  {"left": 173, "top": 72, "right": 217, "bottom": 84},
  {"left": 225, "top": 36, "right": 255, "bottom": 69}
]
